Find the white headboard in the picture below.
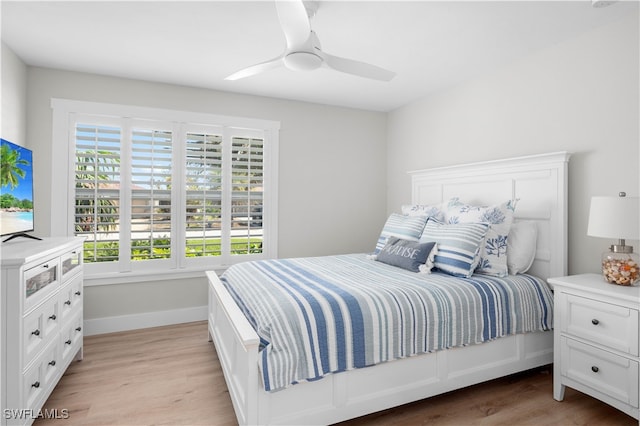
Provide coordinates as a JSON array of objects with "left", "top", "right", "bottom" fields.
[{"left": 408, "top": 152, "right": 571, "bottom": 280}]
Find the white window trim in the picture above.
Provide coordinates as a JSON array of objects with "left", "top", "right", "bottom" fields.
[{"left": 51, "top": 98, "right": 279, "bottom": 286}]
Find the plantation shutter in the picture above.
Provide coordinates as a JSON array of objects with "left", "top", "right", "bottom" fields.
[
  {"left": 184, "top": 131, "right": 223, "bottom": 257},
  {"left": 130, "top": 128, "right": 173, "bottom": 261},
  {"left": 74, "top": 124, "right": 122, "bottom": 263},
  {"left": 230, "top": 136, "right": 264, "bottom": 255}
]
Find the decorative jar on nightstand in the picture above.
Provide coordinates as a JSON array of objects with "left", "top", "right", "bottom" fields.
[{"left": 601, "top": 250, "right": 639, "bottom": 286}]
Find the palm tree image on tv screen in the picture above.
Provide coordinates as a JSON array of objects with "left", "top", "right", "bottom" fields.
[{"left": 1, "top": 139, "right": 35, "bottom": 239}]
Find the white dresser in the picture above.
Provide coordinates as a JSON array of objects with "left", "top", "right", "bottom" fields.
[
  {"left": 1, "top": 238, "right": 84, "bottom": 426},
  {"left": 548, "top": 273, "right": 639, "bottom": 423}
]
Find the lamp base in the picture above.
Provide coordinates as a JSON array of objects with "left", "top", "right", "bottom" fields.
[{"left": 601, "top": 250, "right": 639, "bottom": 286}]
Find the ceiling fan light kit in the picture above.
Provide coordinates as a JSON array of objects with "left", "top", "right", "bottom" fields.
[{"left": 225, "top": 0, "right": 395, "bottom": 81}]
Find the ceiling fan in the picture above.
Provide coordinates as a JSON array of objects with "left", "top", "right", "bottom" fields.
[{"left": 225, "top": 0, "right": 395, "bottom": 81}]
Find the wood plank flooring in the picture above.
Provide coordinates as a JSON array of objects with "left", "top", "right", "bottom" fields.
[{"left": 35, "top": 321, "right": 636, "bottom": 425}]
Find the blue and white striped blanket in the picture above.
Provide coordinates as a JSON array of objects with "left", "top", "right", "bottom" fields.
[{"left": 221, "top": 254, "right": 553, "bottom": 392}]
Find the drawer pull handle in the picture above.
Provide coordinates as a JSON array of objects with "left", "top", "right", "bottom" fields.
[
  {"left": 75, "top": 327, "right": 82, "bottom": 332},
  {"left": 64, "top": 300, "right": 71, "bottom": 305},
  {"left": 591, "top": 366, "right": 599, "bottom": 373},
  {"left": 43, "top": 264, "right": 49, "bottom": 269},
  {"left": 75, "top": 291, "right": 81, "bottom": 296},
  {"left": 32, "top": 381, "right": 40, "bottom": 388},
  {"left": 49, "top": 360, "right": 56, "bottom": 366},
  {"left": 49, "top": 314, "right": 57, "bottom": 320},
  {"left": 591, "top": 319, "right": 600, "bottom": 325},
  {"left": 65, "top": 339, "right": 72, "bottom": 345},
  {"left": 31, "top": 329, "right": 40, "bottom": 336}
]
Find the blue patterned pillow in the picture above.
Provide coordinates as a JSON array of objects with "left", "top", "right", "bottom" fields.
[
  {"left": 444, "top": 199, "right": 517, "bottom": 277},
  {"left": 375, "top": 237, "right": 437, "bottom": 273},
  {"left": 420, "top": 219, "right": 489, "bottom": 278},
  {"left": 374, "top": 213, "right": 428, "bottom": 254},
  {"left": 401, "top": 203, "right": 445, "bottom": 222}
]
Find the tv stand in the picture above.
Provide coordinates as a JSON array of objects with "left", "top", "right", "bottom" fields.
[{"left": 2, "top": 233, "right": 42, "bottom": 243}]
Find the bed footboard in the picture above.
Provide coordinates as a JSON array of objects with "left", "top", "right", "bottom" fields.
[{"left": 206, "top": 271, "right": 260, "bottom": 425}]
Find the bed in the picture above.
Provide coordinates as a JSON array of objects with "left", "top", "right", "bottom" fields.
[{"left": 206, "top": 151, "right": 571, "bottom": 425}]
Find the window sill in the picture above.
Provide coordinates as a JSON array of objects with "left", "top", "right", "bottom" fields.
[{"left": 84, "top": 266, "right": 228, "bottom": 287}]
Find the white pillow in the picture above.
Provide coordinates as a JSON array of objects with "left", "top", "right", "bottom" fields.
[{"left": 507, "top": 221, "right": 538, "bottom": 275}]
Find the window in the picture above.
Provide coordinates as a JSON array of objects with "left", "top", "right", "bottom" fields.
[{"left": 51, "top": 99, "right": 279, "bottom": 281}]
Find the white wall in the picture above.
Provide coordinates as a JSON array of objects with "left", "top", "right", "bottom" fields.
[
  {"left": 14, "top": 11, "right": 640, "bottom": 333},
  {"left": 25, "top": 68, "right": 387, "bottom": 331},
  {"left": 1, "top": 42, "right": 27, "bottom": 144},
  {"left": 387, "top": 14, "right": 639, "bottom": 276}
]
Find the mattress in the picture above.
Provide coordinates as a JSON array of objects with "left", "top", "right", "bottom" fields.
[{"left": 221, "top": 253, "right": 554, "bottom": 392}]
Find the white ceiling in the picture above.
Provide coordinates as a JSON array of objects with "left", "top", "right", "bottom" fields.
[{"left": 1, "top": 1, "right": 637, "bottom": 112}]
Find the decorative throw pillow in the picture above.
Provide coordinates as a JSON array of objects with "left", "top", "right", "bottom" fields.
[
  {"left": 401, "top": 203, "right": 445, "bottom": 222},
  {"left": 507, "top": 221, "right": 538, "bottom": 275},
  {"left": 374, "top": 213, "right": 428, "bottom": 254},
  {"left": 420, "top": 219, "right": 489, "bottom": 278},
  {"left": 444, "top": 198, "right": 517, "bottom": 277},
  {"left": 375, "top": 237, "right": 437, "bottom": 273}
]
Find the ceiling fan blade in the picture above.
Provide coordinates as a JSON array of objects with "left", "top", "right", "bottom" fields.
[
  {"left": 225, "top": 56, "right": 284, "bottom": 80},
  {"left": 321, "top": 52, "right": 396, "bottom": 82},
  {"left": 275, "top": 0, "right": 311, "bottom": 49}
]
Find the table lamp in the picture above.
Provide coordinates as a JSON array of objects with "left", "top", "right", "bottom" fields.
[{"left": 587, "top": 192, "right": 640, "bottom": 286}]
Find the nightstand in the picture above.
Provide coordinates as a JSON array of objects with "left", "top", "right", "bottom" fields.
[{"left": 548, "top": 274, "right": 639, "bottom": 423}]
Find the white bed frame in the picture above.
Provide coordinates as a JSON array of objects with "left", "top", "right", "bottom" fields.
[{"left": 206, "top": 151, "right": 571, "bottom": 425}]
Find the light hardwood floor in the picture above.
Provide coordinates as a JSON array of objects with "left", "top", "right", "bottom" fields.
[{"left": 35, "top": 321, "right": 636, "bottom": 426}]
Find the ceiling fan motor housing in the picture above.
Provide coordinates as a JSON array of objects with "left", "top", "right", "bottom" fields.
[{"left": 284, "top": 51, "right": 323, "bottom": 71}]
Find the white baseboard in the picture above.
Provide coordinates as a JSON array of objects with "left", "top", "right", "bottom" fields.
[{"left": 83, "top": 305, "right": 208, "bottom": 336}]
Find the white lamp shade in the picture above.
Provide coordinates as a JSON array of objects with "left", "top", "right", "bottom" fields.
[{"left": 587, "top": 196, "right": 640, "bottom": 240}]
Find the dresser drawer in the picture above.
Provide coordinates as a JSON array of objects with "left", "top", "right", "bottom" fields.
[
  {"left": 24, "top": 257, "right": 60, "bottom": 313},
  {"left": 23, "top": 296, "right": 60, "bottom": 369},
  {"left": 560, "top": 336, "right": 639, "bottom": 408},
  {"left": 562, "top": 293, "right": 639, "bottom": 356},
  {"left": 60, "top": 310, "right": 83, "bottom": 365},
  {"left": 58, "top": 273, "right": 83, "bottom": 324},
  {"left": 60, "top": 248, "right": 83, "bottom": 281},
  {"left": 23, "top": 339, "right": 61, "bottom": 413}
]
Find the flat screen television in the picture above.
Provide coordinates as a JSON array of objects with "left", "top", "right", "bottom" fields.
[{"left": 1, "top": 138, "right": 40, "bottom": 242}]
